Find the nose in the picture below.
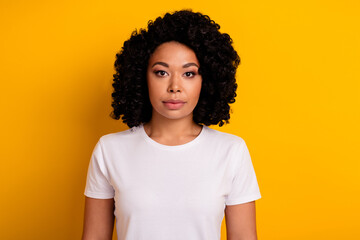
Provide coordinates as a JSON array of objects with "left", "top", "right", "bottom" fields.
[{"left": 167, "top": 74, "right": 181, "bottom": 93}]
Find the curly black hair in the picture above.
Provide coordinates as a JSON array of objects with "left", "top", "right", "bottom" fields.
[{"left": 111, "top": 9, "right": 240, "bottom": 128}]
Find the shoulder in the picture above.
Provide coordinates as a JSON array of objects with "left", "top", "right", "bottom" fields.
[
  {"left": 204, "top": 126, "right": 246, "bottom": 148},
  {"left": 98, "top": 125, "right": 143, "bottom": 148}
]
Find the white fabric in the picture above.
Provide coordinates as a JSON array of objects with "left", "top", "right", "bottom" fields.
[{"left": 84, "top": 124, "right": 261, "bottom": 240}]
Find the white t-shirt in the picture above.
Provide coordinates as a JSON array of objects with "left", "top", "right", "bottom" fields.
[{"left": 84, "top": 124, "right": 261, "bottom": 240}]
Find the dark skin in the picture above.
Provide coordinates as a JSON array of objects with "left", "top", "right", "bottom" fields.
[
  {"left": 225, "top": 201, "right": 258, "bottom": 240},
  {"left": 82, "top": 42, "right": 258, "bottom": 240},
  {"left": 82, "top": 198, "right": 114, "bottom": 240}
]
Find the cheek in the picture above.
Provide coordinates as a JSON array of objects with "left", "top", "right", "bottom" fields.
[
  {"left": 147, "top": 86, "right": 157, "bottom": 104},
  {"left": 146, "top": 75, "right": 156, "bottom": 96},
  {"left": 190, "top": 80, "right": 202, "bottom": 99},
  {"left": 147, "top": 77, "right": 165, "bottom": 105}
]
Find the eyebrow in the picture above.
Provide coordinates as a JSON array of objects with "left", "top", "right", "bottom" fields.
[
  {"left": 151, "top": 62, "right": 199, "bottom": 68},
  {"left": 183, "top": 63, "right": 199, "bottom": 68}
]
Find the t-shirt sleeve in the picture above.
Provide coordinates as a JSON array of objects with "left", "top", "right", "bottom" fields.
[
  {"left": 225, "top": 139, "right": 261, "bottom": 205},
  {"left": 84, "top": 139, "right": 115, "bottom": 199}
]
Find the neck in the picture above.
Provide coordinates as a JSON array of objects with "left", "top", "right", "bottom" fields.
[{"left": 143, "top": 112, "right": 202, "bottom": 139}]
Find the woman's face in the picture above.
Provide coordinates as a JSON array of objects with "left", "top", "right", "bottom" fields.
[{"left": 146, "top": 41, "right": 202, "bottom": 122}]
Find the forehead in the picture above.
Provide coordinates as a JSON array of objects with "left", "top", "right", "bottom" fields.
[{"left": 148, "top": 41, "right": 199, "bottom": 66}]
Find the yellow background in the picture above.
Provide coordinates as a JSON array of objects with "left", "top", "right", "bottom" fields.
[{"left": 1, "top": 0, "right": 359, "bottom": 239}]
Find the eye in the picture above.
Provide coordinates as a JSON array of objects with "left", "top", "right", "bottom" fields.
[
  {"left": 154, "top": 70, "right": 168, "bottom": 77},
  {"left": 184, "top": 72, "right": 196, "bottom": 78}
]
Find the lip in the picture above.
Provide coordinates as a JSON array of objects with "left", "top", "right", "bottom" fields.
[
  {"left": 163, "top": 99, "right": 185, "bottom": 103},
  {"left": 163, "top": 100, "right": 186, "bottom": 110}
]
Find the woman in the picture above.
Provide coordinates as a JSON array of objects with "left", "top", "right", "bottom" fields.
[{"left": 82, "top": 10, "right": 261, "bottom": 240}]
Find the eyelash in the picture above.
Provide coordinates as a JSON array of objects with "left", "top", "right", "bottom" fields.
[
  {"left": 184, "top": 72, "right": 196, "bottom": 77},
  {"left": 154, "top": 71, "right": 196, "bottom": 78},
  {"left": 155, "top": 70, "right": 168, "bottom": 77}
]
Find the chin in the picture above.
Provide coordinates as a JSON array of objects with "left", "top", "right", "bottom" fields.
[{"left": 156, "top": 110, "right": 194, "bottom": 121}]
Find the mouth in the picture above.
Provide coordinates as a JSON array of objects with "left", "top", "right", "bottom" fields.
[
  {"left": 163, "top": 100, "right": 185, "bottom": 104},
  {"left": 162, "top": 100, "right": 186, "bottom": 110}
]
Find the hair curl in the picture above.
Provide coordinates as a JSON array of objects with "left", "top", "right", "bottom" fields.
[{"left": 111, "top": 9, "right": 240, "bottom": 128}]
